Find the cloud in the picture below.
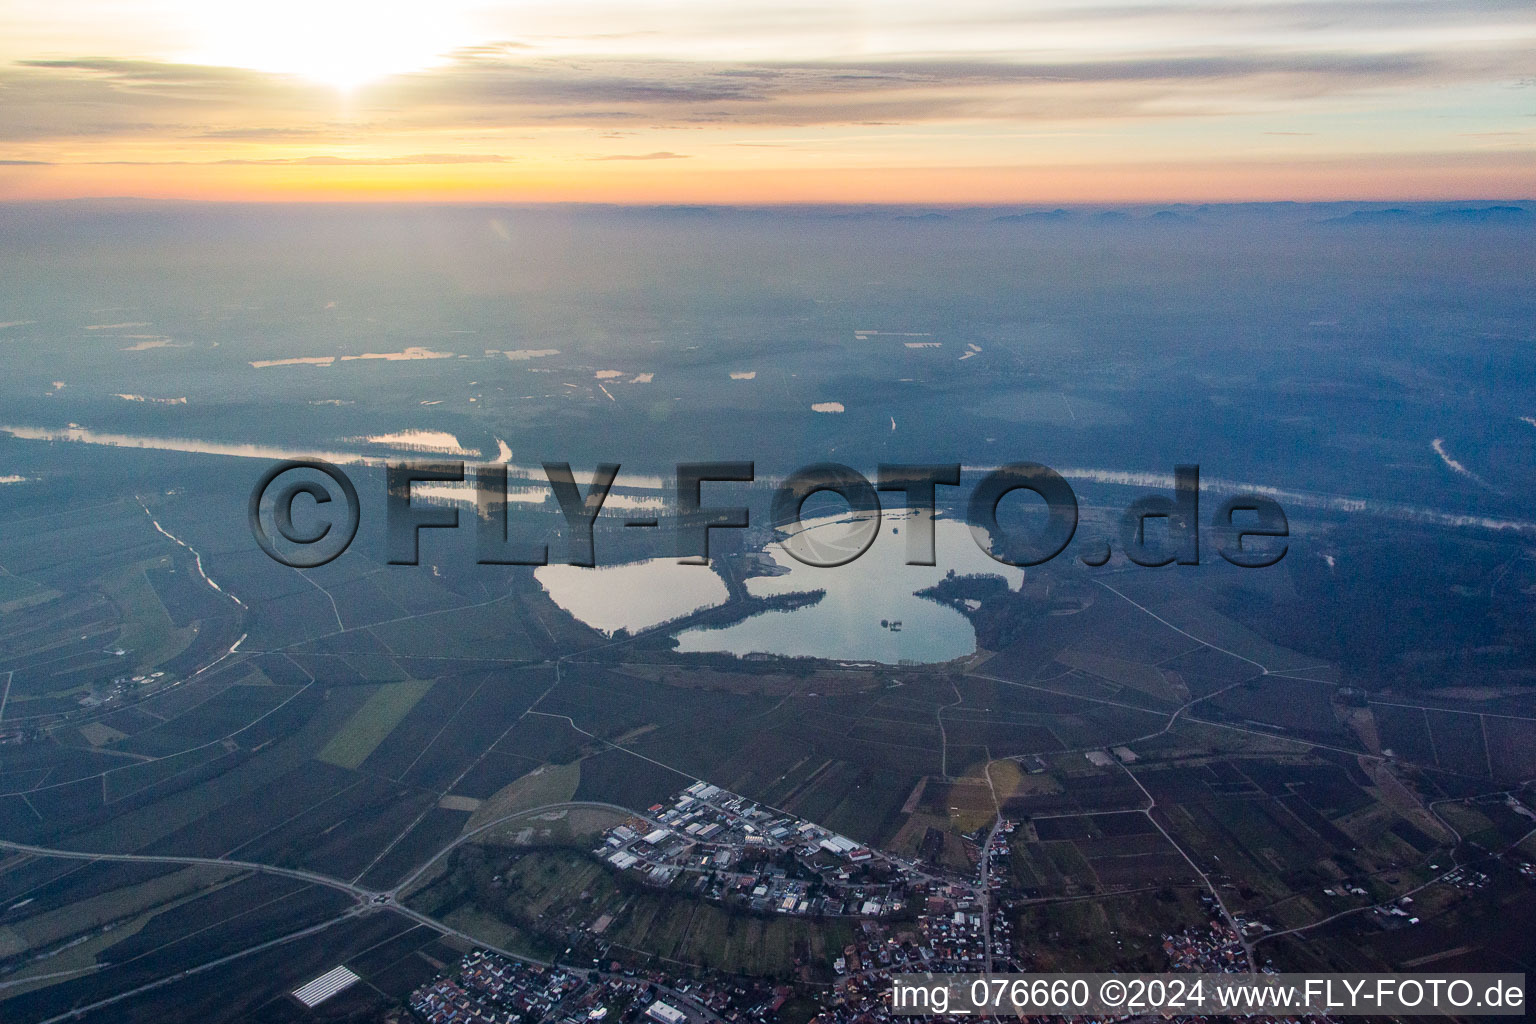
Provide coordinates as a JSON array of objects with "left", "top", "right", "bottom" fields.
[
  {"left": 24, "top": 152, "right": 514, "bottom": 167},
  {"left": 194, "top": 125, "right": 336, "bottom": 139},
  {"left": 0, "top": 58, "right": 322, "bottom": 142},
  {"left": 0, "top": 35, "right": 1531, "bottom": 144},
  {"left": 886, "top": 0, "right": 1536, "bottom": 38},
  {"left": 443, "top": 40, "right": 536, "bottom": 60},
  {"left": 345, "top": 46, "right": 1536, "bottom": 132},
  {"left": 589, "top": 150, "right": 689, "bottom": 160},
  {"left": 216, "top": 153, "right": 513, "bottom": 165},
  {"left": 16, "top": 57, "right": 276, "bottom": 83}
]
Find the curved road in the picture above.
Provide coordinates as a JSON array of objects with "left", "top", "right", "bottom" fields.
[{"left": 1, "top": 800, "right": 723, "bottom": 1024}]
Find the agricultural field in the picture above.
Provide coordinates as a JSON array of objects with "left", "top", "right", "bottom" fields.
[
  {"left": 408, "top": 845, "right": 852, "bottom": 979},
  {"left": 464, "top": 760, "right": 582, "bottom": 830},
  {"left": 317, "top": 678, "right": 436, "bottom": 769},
  {"left": 1012, "top": 887, "right": 1214, "bottom": 971},
  {"left": 3, "top": 455, "right": 1534, "bottom": 1018}
]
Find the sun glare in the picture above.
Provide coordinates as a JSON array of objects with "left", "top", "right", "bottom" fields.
[{"left": 186, "top": 0, "right": 476, "bottom": 89}]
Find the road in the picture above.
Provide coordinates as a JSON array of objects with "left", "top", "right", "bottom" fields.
[
  {"left": 0, "top": 800, "right": 725, "bottom": 1024},
  {"left": 978, "top": 815, "right": 1004, "bottom": 972},
  {"left": 1115, "top": 762, "right": 1256, "bottom": 972},
  {"left": 391, "top": 799, "right": 640, "bottom": 897},
  {"left": 0, "top": 837, "right": 389, "bottom": 906},
  {"left": 25, "top": 908, "right": 363, "bottom": 1024}
]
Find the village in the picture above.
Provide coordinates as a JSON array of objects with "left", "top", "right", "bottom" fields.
[
  {"left": 409, "top": 951, "right": 790, "bottom": 1024},
  {"left": 403, "top": 779, "right": 1340, "bottom": 1024}
]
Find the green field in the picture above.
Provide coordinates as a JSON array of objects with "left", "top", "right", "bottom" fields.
[
  {"left": 464, "top": 760, "right": 582, "bottom": 832},
  {"left": 317, "top": 678, "right": 436, "bottom": 769},
  {"left": 0, "top": 570, "right": 57, "bottom": 611},
  {"left": 101, "top": 557, "right": 196, "bottom": 672}
]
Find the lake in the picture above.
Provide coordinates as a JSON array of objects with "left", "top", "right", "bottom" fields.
[{"left": 675, "top": 513, "right": 1021, "bottom": 663}]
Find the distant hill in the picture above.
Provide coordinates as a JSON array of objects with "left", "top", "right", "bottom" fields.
[{"left": 1324, "top": 205, "right": 1531, "bottom": 226}]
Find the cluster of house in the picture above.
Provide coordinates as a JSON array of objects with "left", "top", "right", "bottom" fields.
[
  {"left": 1160, "top": 918, "right": 1249, "bottom": 973},
  {"left": 820, "top": 913, "right": 1019, "bottom": 1024},
  {"left": 830, "top": 921, "right": 941, "bottom": 1018},
  {"left": 910, "top": 887, "right": 991, "bottom": 969},
  {"left": 982, "top": 824, "right": 1016, "bottom": 964},
  {"left": 409, "top": 953, "right": 585, "bottom": 1024},
  {"left": 821, "top": 909, "right": 1277, "bottom": 1024},
  {"left": 831, "top": 823, "right": 1025, "bottom": 1024},
  {"left": 408, "top": 950, "right": 794, "bottom": 1024},
  {"left": 594, "top": 781, "right": 919, "bottom": 918}
]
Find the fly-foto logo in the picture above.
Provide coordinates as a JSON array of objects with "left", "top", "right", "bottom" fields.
[{"left": 248, "top": 460, "right": 1288, "bottom": 570}]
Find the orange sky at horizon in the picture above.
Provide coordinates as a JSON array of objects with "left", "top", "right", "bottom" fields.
[
  {"left": 4, "top": 152, "right": 1531, "bottom": 205},
  {"left": 1, "top": 1, "right": 1531, "bottom": 203}
]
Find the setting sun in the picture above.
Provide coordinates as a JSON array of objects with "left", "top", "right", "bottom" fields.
[{"left": 185, "top": 0, "right": 476, "bottom": 89}]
